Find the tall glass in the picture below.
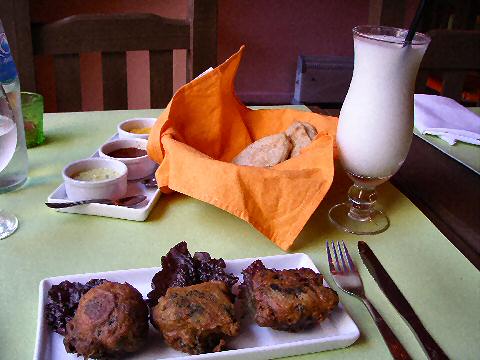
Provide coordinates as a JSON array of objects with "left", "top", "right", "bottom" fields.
[
  {"left": 329, "top": 26, "right": 430, "bottom": 235},
  {"left": 0, "top": 86, "right": 18, "bottom": 239}
]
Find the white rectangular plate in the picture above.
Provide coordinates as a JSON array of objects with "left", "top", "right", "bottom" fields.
[
  {"left": 46, "top": 134, "right": 161, "bottom": 221},
  {"left": 34, "top": 253, "right": 360, "bottom": 360}
]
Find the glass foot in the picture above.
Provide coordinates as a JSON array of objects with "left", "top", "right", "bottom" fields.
[
  {"left": 328, "top": 202, "right": 389, "bottom": 235},
  {"left": 0, "top": 209, "right": 18, "bottom": 240}
]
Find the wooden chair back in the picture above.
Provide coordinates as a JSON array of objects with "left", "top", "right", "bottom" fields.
[
  {"left": 31, "top": 2, "right": 217, "bottom": 111},
  {"left": 416, "top": 30, "right": 480, "bottom": 103}
]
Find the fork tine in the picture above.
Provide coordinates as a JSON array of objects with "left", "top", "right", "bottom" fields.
[
  {"left": 337, "top": 241, "right": 348, "bottom": 272},
  {"left": 326, "top": 240, "right": 336, "bottom": 273},
  {"left": 342, "top": 240, "right": 357, "bottom": 272},
  {"left": 331, "top": 240, "right": 342, "bottom": 272}
]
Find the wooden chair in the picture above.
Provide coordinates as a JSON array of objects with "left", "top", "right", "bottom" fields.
[
  {"left": 416, "top": 29, "right": 480, "bottom": 104},
  {"left": 27, "top": 1, "right": 216, "bottom": 111}
]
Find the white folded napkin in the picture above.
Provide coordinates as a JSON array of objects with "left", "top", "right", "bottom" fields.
[{"left": 414, "top": 94, "right": 480, "bottom": 145}]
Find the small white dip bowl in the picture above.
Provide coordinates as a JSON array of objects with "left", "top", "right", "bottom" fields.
[
  {"left": 117, "top": 118, "right": 156, "bottom": 140},
  {"left": 62, "top": 158, "right": 128, "bottom": 201},
  {"left": 99, "top": 138, "right": 157, "bottom": 180}
]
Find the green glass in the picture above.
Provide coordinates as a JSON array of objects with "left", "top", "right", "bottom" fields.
[{"left": 21, "top": 92, "right": 45, "bottom": 148}]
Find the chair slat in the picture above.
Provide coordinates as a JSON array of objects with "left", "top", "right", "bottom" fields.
[
  {"left": 54, "top": 54, "right": 81, "bottom": 112},
  {"left": 32, "top": 14, "right": 190, "bottom": 55},
  {"left": 150, "top": 50, "right": 173, "bottom": 109},
  {"left": 102, "top": 52, "right": 128, "bottom": 110}
]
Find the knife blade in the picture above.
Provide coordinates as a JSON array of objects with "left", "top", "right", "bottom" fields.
[{"left": 358, "top": 241, "right": 449, "bottom": 360}]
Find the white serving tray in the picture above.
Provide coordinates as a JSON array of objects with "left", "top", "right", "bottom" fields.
[
  {"left": 34, "top": 253, "right": 360, "bottom": 360},
  {"left": 46, "top": 134, "right": 161, "bottom": 221}
]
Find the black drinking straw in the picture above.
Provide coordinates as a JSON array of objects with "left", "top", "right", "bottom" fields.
[{"left": 403, "top": 0, "right": 428, "bottom": 46}]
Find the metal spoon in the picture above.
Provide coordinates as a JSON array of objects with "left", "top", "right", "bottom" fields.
[{"left": 45, "top": 195, "right": 146, "bottom": 209}]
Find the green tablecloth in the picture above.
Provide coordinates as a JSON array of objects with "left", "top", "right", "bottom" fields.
[{"left": 1, "top": 107, "right": 479, "bottom": 360}]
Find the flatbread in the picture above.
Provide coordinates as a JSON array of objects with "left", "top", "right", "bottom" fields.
[
  {"left": 301, "top": 122, "right": 318, "bottom": 140},
  {"left": 232, "top": 133, "right": 292, "bottom": 167},
  {"left": 286, "top": 122, "right": 314, "bottom": 158}
]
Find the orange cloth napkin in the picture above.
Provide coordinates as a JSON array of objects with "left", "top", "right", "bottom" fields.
[{"left": 147, "top": 46, "right": 338, "bottom": 250}]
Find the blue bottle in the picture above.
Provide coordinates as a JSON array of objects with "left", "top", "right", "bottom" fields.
[{"left": 0, "top": 19, "right": 28, "bottom": 193}]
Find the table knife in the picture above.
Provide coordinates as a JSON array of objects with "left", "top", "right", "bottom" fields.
[{"left": 358, "top": 241, "right": 449, "bottom": 360}]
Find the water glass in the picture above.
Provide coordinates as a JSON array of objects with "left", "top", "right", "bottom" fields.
[{"left": 0, "top": 87, "right": 19, "bottom": 238}]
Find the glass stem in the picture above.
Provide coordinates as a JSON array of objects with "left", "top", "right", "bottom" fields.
[{"left": 347, "top": 184, "right": 378, "bottom": 221}]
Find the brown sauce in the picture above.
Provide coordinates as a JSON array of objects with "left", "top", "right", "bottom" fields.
[{"left": 107, "top": 147, "right": 147, "bottom": 158}]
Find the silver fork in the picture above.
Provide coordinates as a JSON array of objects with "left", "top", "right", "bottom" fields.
[{"left": 326, "top": 240, "right": 412, "bottom": 360}]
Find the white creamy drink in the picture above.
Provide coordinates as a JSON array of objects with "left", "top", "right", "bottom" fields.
[
  {"left": 0, "top": 115, "right": 17, "bottom": 172},
  {"left": 337, "top": 30, "right": 429, "bottom": 179},
  {"left": 329, "top": 26, "right": 430, "bottom": 235}
]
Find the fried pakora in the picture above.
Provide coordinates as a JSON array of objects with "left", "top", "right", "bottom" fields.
[
  {"left": 151, "top": 281, "right": 239, "bottom": 355},
  {"left": 63, "top": 281, "right": 149, "bottom": 359},
  {"left": 45, "top": 279, "right": 106, "bottom": 335},
  {"left": 239, "top": 260, "right": 338, "bottom": 332}
]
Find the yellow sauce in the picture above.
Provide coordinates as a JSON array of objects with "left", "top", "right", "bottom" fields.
[
  {"left": 129, "top": 127, "right": 151, "bottom": 135},
  {"left": 73, "top": 168, "right": 119, "bottom": 181}
]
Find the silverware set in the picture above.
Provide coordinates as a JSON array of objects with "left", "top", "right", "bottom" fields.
[
  {"left": 45, "top": 195, "right": 146, "bottom": 208},
  {"left": 326, "top": 240, "right": 448, "bottom": 360}
]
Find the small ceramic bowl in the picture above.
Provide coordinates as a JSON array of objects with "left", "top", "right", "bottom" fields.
[
  {"left": 117, "top": 118, "right": 156, "bottom": 139},
  {"left": 99, "top": 138, "right": 157, "bottom": 180},
  {"left": 62, "top": 158, "right": 128, "bottom": 201}
]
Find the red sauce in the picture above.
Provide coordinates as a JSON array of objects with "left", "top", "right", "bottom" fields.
[{"left": 107, "top": 147, "right": 147, "bottom": 158}]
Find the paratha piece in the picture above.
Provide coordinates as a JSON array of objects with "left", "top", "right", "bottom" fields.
[
  {"left": 301, "top": 122, "right": 318, "bottom": 140},
  {"left": 286, "top": 122, "right": 314, "bottom": 158},
  {"left": 232, "top": 133, "right": 292, "bottom": 167}
]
